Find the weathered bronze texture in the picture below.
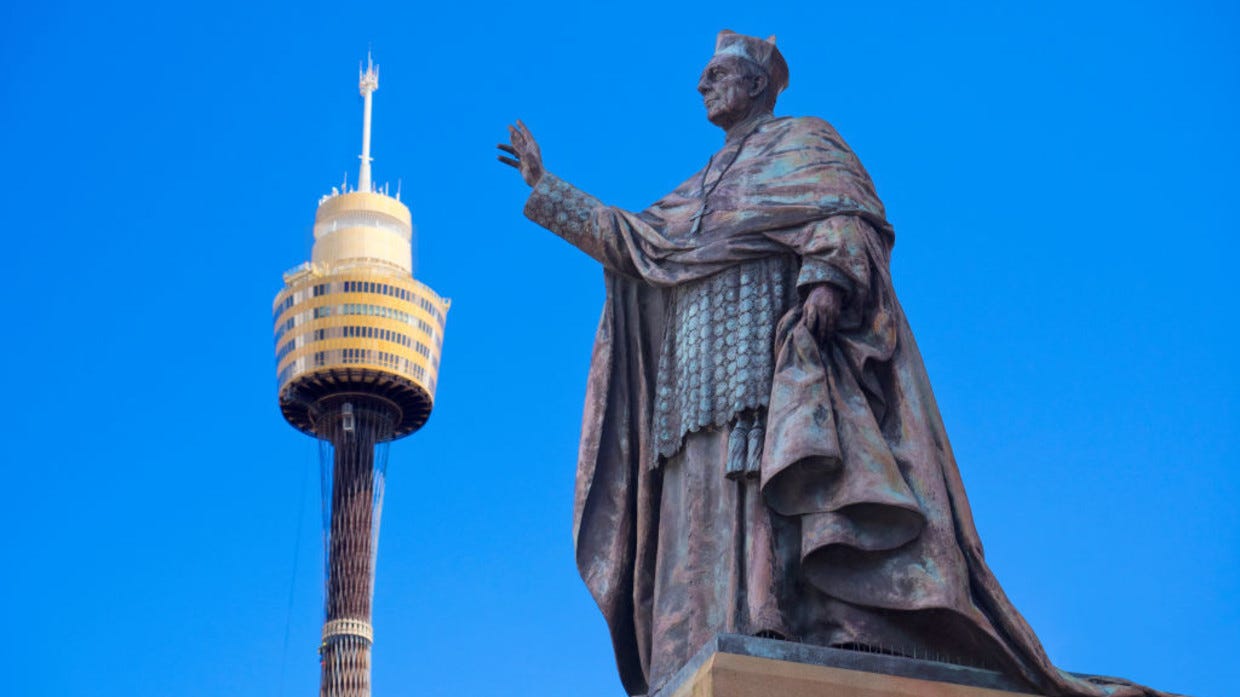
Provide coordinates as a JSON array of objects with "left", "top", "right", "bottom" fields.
[{"left": 500, "top": 30, "right": 1173, "bottom": 697}]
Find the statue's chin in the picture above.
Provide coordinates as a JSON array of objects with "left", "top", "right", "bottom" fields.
[
  {"left": 706, "top": 103, "right": 763, "bottom": 131},
  {"left": 706, "top": 111, "right": 735, "bottom": 129}
]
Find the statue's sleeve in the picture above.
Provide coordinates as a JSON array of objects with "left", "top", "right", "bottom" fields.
[
  {"left": 793, "top": 216, "right": 875, "bottom": 304},
  {"left": 524, "top": 173, "right": 644, "bottom": 277}
]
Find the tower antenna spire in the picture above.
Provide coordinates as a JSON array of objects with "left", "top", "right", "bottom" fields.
[{"left": 358, "top": 52, "right": 379, "bottom": 193}]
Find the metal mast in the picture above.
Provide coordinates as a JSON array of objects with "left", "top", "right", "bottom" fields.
[
  {"left": 358, "top": 53, "right": 378, "bottom": 194},
  {"left": 272, "top": 56, "right": 449, "bottom": 697}
]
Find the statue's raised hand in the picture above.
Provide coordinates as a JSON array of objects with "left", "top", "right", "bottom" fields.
[{"left": 497, "top": 120, "right": 544, "bottom": 187}]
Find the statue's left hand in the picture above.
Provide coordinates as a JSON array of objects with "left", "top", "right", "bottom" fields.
[
  {"left": 497, "top": 120, "right": 544, "bottom": 187},
  {"left": 802, "top": 284, "right": 844, "bottom": 342}
]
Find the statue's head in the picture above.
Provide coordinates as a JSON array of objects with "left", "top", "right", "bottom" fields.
[{"left": 698, "top": 30, "right": 789, "bottom": 130}]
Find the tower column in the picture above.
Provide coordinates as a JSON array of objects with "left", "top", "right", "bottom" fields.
[{"left": 316, "top": 401, "right": 394, "bottom": 697}]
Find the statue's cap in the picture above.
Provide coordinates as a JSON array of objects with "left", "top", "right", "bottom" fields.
[{"left": 713, "top": 30, "right": 789, "bottom": 94}]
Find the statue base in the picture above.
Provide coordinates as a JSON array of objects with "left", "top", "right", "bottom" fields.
[{"left": 652, "top": 634, "right": 1040, "bottom": 697}]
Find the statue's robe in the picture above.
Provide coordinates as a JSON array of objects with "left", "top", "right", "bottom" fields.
[{"left": 525, "top": 115, "right": 1164, "bottom": 697}]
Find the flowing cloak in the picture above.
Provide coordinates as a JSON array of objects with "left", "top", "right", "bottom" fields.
[{"left": 525, "top": 116, "right": 1166, "bottom": 697}]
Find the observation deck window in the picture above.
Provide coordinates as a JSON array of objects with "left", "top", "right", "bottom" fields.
[{"left": 273, "top": 296, "right": 295, "bottom": 322}]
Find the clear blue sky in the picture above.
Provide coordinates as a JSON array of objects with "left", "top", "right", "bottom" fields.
[{"left": 1, "top": 1, "right": 1236, "bottom": 696}]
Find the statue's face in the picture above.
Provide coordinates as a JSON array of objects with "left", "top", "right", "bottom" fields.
[{"left": 697, "top": 55, "right": 765, "bottom": 129}]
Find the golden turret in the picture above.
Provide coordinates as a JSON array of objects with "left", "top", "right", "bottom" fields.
[{"left": 273, "top": 55, "right": 449, "bottom": 439}]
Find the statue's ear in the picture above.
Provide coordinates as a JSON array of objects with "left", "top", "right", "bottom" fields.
[{"left": 749, "top": 71, "right": 769, "bottom": 98}]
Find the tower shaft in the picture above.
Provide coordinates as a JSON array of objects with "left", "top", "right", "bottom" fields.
[
  {"left": 317, "top": 401, "right": 393, "bottom": 697},
  {"left": 327, "top": 430, "right": 375, "bottom": 622}
]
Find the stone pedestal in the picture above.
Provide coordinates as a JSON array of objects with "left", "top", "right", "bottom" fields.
[{"left": 653, "top": 635, "right": 1040, "bottom": 697}]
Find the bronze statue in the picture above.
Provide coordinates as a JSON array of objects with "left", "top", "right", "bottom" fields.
[{"left": 500, "top": 30, "right": 1167, "bottom": 697}]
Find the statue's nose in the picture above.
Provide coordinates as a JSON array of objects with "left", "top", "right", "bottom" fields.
[{"left": 697, "top": 76, "right": 709, "bottom": 95}]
